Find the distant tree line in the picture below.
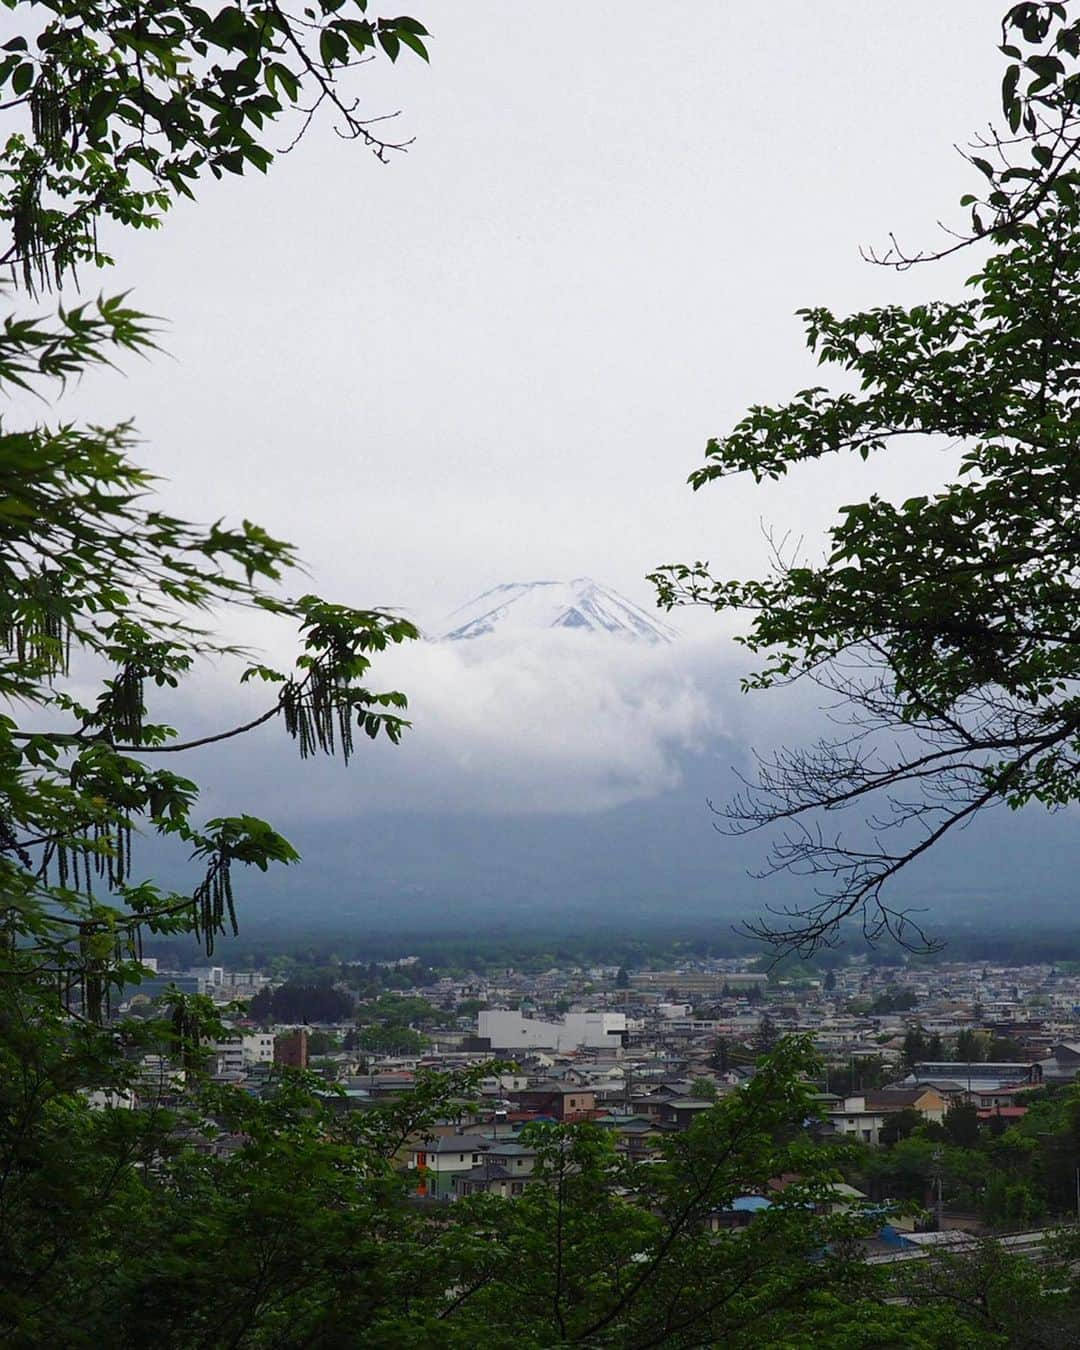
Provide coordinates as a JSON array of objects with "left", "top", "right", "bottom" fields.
[
  {"left": 248, "top": 982, "right": 354, "bottom": 1024},
  {"left": 903, "top": 1026, "right": 1027, "bottom": 1071}
]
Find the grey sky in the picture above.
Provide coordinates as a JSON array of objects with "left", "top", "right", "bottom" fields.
[{"left": 59, "top": 1, "right": 997, "bottom": 625}]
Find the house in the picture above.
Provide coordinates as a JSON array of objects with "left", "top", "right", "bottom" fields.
[
  {"left": 865, "top": 1087, "right": 946, "bottom": 1124},
  {"left": 825, "top": 1086, "right": 944, "bottom": 1145},
  {"left": 452, "top": 1162, "right": 525, "bottom": 1200},
  {"left": 514, "top": 1083, "right": 596, "bottom": 1121},
  {"left": 594, "top": 1113, "right": 665, "bottom": 1158},
  {"left": 826, "top": 1097, "right": 889, "bottom": 1145},
  {"left": 628, "top": 1090, "right": 681, "bottom": 1119},
  {"left": 241, "top": 1032, "right": 275, "bottom": 1066},
  {"left": 273, "top": 1029, "right": 308, "bottom": 1070},
  {"left": 907, "top": 1062, "right": 1041, "bottom": 1094},
  {"left": 708, "top": 1195, "right": 772, "bottom": 1231},
  {"left": 765, "top": 1174, "right": 868, "bottom": 1217},
  {"left": 976, "top": 1105, "right": 1029, "bottom": 1123},
  {"left": 452, "top": 1141, "right": 538, "bottom": 1199},
  {"left": 657, "top": 1098, "right": 717, "bottom": 1131},
  {"left": 410, "top": 1134, "right": 492, "bottom": 1199},
  {"left": 477, "top": 1010, "right": 626, "bottom": 1053},
  {"left": 1038, "top": 1043, "right": 1080, "bottom": 1083},
  {"left": 971, "top": 1084, "right": 1036, "bottom": 1111}
]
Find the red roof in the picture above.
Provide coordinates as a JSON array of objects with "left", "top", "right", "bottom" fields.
[
  {"left": 976, "top": 1106, "right": 1028, "bottom": 1120},
  {"left": 765, "top": 1172, "right": 803, "bottom": 1193}
]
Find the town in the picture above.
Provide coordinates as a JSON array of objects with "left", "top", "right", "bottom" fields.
[{"left": 118, "top": 944, "right": 1080, "bottom": 1240}]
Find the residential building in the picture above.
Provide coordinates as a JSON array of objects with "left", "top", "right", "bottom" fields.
[
  {"left": 410, "top": 1134, "right": 492, "bottom": 1199},
  {"left": 274, "top": 1028, "right": 309, "bottom": 1069},
  {"left": 629, "top": 971, "right": 768, "bottom": 997},
  {"left": 477, "top": 1009, "right": 626, "bottom": 1053},
  {"left": 514, "top": 1083, "right": 596, "bottom": 1121}
]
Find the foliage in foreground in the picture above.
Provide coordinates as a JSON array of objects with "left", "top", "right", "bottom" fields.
[
  {"left": 0, "top": 0, "right": 431, "bottom": 1020},
  {"left": 7, "top": 1017, "right": 1076, "bottom": 1347}
]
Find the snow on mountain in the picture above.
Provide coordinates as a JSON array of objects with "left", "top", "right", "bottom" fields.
[{"left": 435, "top": 579, "right": 677, "bottom": 644}]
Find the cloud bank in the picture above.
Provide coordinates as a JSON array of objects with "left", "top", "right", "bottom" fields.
[
  {"left": 176, "top": 622, "right": 757, "bottom": 821},
  {"left": 363, "top": 630, "right": 718, "bottom": 813}
]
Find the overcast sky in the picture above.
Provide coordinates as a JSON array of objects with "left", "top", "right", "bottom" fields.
[{"left": 54, "top": 0, "right": 1000, "bottom": 627}]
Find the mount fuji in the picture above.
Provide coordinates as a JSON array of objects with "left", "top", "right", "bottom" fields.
[{"left": 435, "top": 578, "right": 677, "bottom": 644}]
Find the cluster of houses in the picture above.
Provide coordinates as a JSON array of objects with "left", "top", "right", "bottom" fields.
[{"left": 107, "top": 952, "right": 1080, "bottom": 1211}]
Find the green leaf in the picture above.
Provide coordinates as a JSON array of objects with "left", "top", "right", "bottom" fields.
[
  {"left": 396, "top": 29, "right": 429, "bottom": 61},
  {"left": 11, "top": 61, "right": 33, "bottom": 95}
]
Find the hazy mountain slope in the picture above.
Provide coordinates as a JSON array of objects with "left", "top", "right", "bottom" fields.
[{"left": 210, "top": 747, "right": 1080, "bottom": 939}]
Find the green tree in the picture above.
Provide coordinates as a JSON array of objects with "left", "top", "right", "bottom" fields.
[
  {"left": 307, "top": 1029, "right": 342, "bottom": 1056},
  {"left": 895, "top": 1235, "right": 1080, "bottom": 1347},
  {"left": 0, "top": 1, "right": 432, "bottom": 1338},
  {"left": 865, "top": 1134, "right": 937, "bottom": 1203},
  {"left": 871, "top": 988, "right": 919, "bottom": 1014},
  {"left": 944, "top": 1102, "right": 982, "bottom": 1150},
  {"left": 879, "top": 1107, "right": 923, "bottom": 1147},
  {"left": 0, "top": 0, "right": 431, "bottom": 291},
  {"left": 652, "top": 2, "right": 1080, "bottom": 953},
  {"left": 0, "top": 0, "right": 433, "bottom": 1020},
  {"left": 755, "top": 1012, "right": 780, "bottom": 1054},
  {"left": 982, "top": 1174, "right": 1043, "bottom": 1231},
  {"left": 903, "top": 1025, "right": 930, "bottom": 1071},
  {"left": 432, "top": 1039, "right": 906, "bottom": 1348},
  {"left": 357, "top": 1023, "right": 427, "bottom": 1055},
  {"left": 365, "top": 993, "right": 441, "bottom": 1025},
  {"left": 249, "top": 981, "right": 355, "bottom": 1024},
  {"left": 956, "top": 1030, "right": 988, "bottom": 1064},
  {"left": 709, "top": 1034, "right": 732, "bottom": 1073}
]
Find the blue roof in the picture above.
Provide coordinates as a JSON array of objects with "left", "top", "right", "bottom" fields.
[{"left": 728, "top": 1195, "right": 772, "bottom": 1213}]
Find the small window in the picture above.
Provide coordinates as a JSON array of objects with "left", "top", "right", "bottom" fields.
[{"left": 459, "top": 1153, "right": 464, "bottom": 1162}]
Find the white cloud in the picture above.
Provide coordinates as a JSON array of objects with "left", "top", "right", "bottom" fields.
[
  {"left": 176, "top": 623, "right": 739, "bottom": 820},
  {"left": 366, "top": 630, "right": 719, "bottom": 813}
]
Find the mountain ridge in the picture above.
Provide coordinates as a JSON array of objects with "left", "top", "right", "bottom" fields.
[{"left": 434, "top": 578, "right": 677, "bottom": 644}]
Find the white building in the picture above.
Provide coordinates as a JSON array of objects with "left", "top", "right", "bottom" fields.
[
  {"left": 478, "top": 1009, "right": 626, "bottom": 1053},
  {"left": 409, "top": 1134, "right": 490, "bottom": 1199},
  {"left": 479, "top": 1072, "right": 529, "bottom": 1096},
  {"left": 211, "top": 1040, "right": 245, "bottom": 1076},
  {"left": 242, "top": 1032, "right": 275, "bottom": 1066}
]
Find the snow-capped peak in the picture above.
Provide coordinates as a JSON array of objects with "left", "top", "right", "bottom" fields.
[{"left": 435, "top": 579, "right": 677, "bottom": 644}]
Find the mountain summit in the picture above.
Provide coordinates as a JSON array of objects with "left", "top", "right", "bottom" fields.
[{"left": 436, "top": 579, "right": 677, "bottom": 644}]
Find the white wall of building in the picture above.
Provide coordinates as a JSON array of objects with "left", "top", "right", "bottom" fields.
[
  {"left": 242, "top": 1033, "right": 275, "bottom": 1066},
  {"left": 478, "top": 1009, "right": 626, "bottom": 1052}
]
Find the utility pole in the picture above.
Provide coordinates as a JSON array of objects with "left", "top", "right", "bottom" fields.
[{"left": 932, "top": 1147, "right": 944, "bottom": 1231}]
